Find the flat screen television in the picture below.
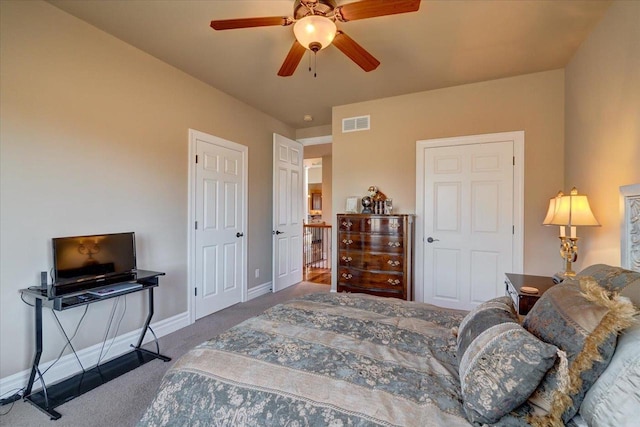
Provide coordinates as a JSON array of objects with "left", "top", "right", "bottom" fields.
[{"left": 52, "top": 232, "right": 137, "bottom": 294}]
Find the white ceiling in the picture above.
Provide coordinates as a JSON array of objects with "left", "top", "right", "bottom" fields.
[{"left": 48, "top": 0, "right": 611, "bottom": 129}]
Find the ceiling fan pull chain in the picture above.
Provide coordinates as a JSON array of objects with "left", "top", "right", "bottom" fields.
[
  {"left": 314, "top": 51, "right": 317, "bottom": 78},
  {"left": 308, "top": 50, "right": 312, "bottom": 73}
]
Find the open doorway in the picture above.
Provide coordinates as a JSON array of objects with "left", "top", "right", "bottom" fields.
[{"left": 303, "top": 143, "right": 332, "bottom": 284}]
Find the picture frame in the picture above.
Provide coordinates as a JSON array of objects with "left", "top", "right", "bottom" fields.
[
  {"left": 620, "top": 183, "right": 640, "bottom": 272},
  {"left": 345, "top": 196, "right": 359, "bottom": 213}
]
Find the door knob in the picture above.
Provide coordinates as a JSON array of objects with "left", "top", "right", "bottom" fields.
[
  {"left": 275, "top": 230, "right": 284, "bottom": 235},
  {"left": 236, "top": 232, "right": 244, "bottom": 238},
  {"left": 426, "top": 237, "right": 439, "bottom": 243}
]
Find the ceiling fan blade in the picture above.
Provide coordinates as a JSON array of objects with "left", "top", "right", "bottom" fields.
[
  {"left": 335, "top": 0, "right": 421, "bottom": 22},
  {"left": 210, "top": 16, "right": 290, "bottom": 31},
  {"left": 278, "top": 40, "right": 307, "bottom": 77},
  {"left": 332, "top": 31, "right": 380, "bottom": 72}
]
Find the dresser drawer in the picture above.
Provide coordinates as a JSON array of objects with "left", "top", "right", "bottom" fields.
[
  {"left": 506, "top": 280, "right": 538, "bottom": 315},
  {"left": 337, "top": 283, "right": 405, "bottom": 299},
  {"left": 505, "top": 280, "right": 523, "bottom": 313},
  {"left": 338, "top": 250, "right": 403, "bottom": 271},
  {"left": 337, "top": 268, "right": 405, "bottom": 289},
  {"left": 337, "top": 266, "right": 406, "bottom": 299},
  {"left": 338, "top": 233, "right": 404, "bottom": 253},
  {"left": 338, "top": 216, "right": 404, "bottom": 234}
]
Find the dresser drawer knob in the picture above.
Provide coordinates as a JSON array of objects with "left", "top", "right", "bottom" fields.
[
  {"left": 387, "top": 260, "right": 400, "bottom": 266},
  {"left": 389, "top": 222, "right": 400, "bottom": 229},
  {"left": 387, "top": 279, "right": 400, "bottom": 285},
  {"left": 367, "top": 219, "right": 371, "bottom": 224},
  {"left": 387, "top": 242, "right": 401, "bottom": 247},
  {"left": 342, "top": 239, "right": 353, "bottom": 245},
  {"left": 341, "top": 220, "right": 353, "bottom": 228},
  {"left": 341, "top": 256, "right": 352, "bottom": 263},
  {"left": 341, "top": 273, "right": 353, "bottom": 280}
]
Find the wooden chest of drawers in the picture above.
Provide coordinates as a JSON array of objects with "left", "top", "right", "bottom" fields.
[{"left": 337, "top": 214, "right": 414, "bottom": 300}]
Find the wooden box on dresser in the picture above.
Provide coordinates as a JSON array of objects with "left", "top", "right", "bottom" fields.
[{"left": 337, "top": 214, "right": 414, "bottom": 300}]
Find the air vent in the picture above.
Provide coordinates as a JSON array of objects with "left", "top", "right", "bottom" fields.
[{"left": 342, "top": 115, "right": 370, "bottom": 133}]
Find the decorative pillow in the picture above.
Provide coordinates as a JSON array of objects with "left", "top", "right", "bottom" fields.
[
  {"left": 577, "top": 264, "right": 640, "bottom": 291},
  {"left": 458, "top": 321, "right": 559, "bottom": 424},
  {"left": 456, "top": 296, "right": 557, "bottom": 424},
  {"left": 456, "top": 296, "right": 518, "bottom": 361},
  {"left": 522, "top": 277, "right": 637, "bottom": 426},
  {"left": 579, "top": 322, "right": 640, "bottom": 427},
  {"left": 578, "top": 264, "right": 640, "bottom": 307}
]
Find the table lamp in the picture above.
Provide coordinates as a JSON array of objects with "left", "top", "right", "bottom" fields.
[{"left": 543, "top": 187, "right": 600, "bottom": 278}]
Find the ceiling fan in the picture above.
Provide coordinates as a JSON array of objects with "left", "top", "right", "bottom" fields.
[{"left": 210, "top": 0, "right": 421, "bottom": 77}]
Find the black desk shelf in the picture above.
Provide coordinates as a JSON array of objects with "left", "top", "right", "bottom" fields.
[{"left": 20, "top": 270, "right": 171, "bottom": 420}]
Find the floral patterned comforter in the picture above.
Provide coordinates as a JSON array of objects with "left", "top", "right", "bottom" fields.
[{"left": 139, "top": 292, "right": 474, "bottom": 427}]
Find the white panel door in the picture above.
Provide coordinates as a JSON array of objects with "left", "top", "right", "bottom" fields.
[
  {"left": 418, "top": 137, "right": 517, "bottom": 310},
  {"left": 273, "top": 134, "right": 303, "bottom": 292},
  {"left": 193, "top": 130, "right": 246, "bottom": 319}
]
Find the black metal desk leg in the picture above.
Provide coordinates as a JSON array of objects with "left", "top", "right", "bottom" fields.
[
  {"left": 133, "top": 288, "right": 170, "bottom": 362},
  {"left": 24, "top": 298, "right": 43, "bottom": 397},
  {"left": 23, "top": 298, "right": 62, "bottom": 419},
  {"left": 135, "top": 287, "right": 154, "bottom": 349}
]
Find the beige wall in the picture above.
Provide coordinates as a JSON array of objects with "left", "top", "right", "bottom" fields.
[
  {"left": 322, "top": 155, "right": 333, "bottom": 223},
  {"left": 332, "top": 70, "right": 566, "bottom": 283},
  {"left": 296, "top": 125, "right": 332, "bottom": 140},
  {"left": 303, "top": 143, "right": 332, "bottom": 158},
  {"left": 307, "top": 168, "right": 323, "bottom": 184},
  {"left": 564, "top": 0, "right": 640, "bottom": 270},
  {"left": 0, "top": 1, "right": 293, "bottom": 378}
]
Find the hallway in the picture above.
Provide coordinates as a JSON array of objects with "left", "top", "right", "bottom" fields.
[{"left": 304, "top": 266, "right": 331, "bottom": 285}]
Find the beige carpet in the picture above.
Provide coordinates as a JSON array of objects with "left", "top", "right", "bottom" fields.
[{"left": 0, "top": 282, "right": 330, "bottom": 427}]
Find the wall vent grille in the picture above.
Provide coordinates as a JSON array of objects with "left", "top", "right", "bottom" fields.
[{"left": 342, "top": 115, "right": 370, "bottom": 133}]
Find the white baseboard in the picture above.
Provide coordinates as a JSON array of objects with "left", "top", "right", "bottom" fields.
[
  {"left": 247, "top": 281, "right": 272, "bottom": 300},
  {"left": 0, "top": 311, "right": 189, "bottom": 397}
]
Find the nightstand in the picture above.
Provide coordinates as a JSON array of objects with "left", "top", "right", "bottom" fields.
[{"left": 505, "top": 273, "right": 557, "bottom": 316}]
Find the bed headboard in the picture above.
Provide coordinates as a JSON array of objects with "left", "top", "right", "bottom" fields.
[{"left": 620, "top": 183, "right": 640, "bottom": 307}]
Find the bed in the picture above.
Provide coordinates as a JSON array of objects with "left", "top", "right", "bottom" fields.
[{"left": 139, "top": 265, "right": 639, "bottom": 427}]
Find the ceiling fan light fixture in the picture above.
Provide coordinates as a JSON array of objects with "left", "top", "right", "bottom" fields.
[{"left": 293, "top": 15, "right": 337, "bottom": 52}]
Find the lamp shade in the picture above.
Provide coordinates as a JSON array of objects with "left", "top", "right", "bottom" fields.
[
  {"left": 293, "top": 15, "right": 337, "bottom": 51},
  {"left": 542, "top": 191, "right": 563, "bottom": 225},
  {"left": 547, "top": 187, "right": 600, "bottom": 227}
]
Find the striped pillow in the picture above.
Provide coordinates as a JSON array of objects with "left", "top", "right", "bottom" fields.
[
  {"left": 457, "top": 297, "right": 558, "bottom": 424},
  {"left": 456, "top": 296, "right": 517, "bottom": 361}
]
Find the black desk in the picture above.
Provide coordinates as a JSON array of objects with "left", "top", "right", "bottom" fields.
[{"left": 20, "top": 270, "right": 171, "bottom": 420}]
